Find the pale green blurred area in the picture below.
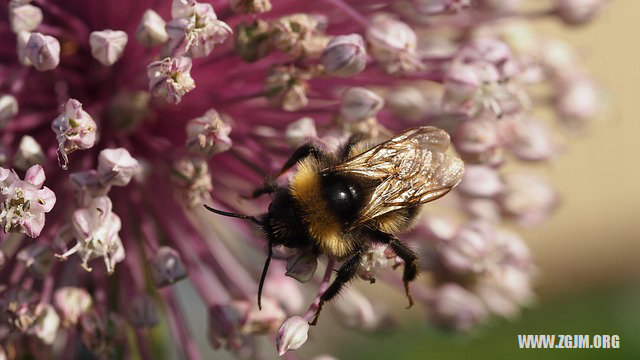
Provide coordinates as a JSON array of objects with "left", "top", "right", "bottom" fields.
[{"left": 170, "top": 1, "right": 640, "bottom": 359}]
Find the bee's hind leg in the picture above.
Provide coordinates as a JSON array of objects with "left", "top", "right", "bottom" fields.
[
  {"left": 310, "top": 246, "right": 369, "bottom": 326},
  {"left": 367, "top": 229, "right": 419, "bottom": 309}
]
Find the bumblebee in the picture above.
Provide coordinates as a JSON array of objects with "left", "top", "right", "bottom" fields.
[{"left": 205, "top": 126, "right": 464, "bottom": 322}]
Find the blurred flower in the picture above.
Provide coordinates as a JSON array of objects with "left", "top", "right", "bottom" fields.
[
  {"left": 24, "top": 32, "right": 60, "bottom": 71},
  {"left": 150, "top": 246, "right": 188, "bottom": 287},
  {"left": 8, "top": 3, "right": 42, "bottom": 33},
  {"left": 0, "top": 94, "right": 18, "bottom": 129},
  {"left": 322, "top": 34, "right": 367, "bottom": 77},
  {"left": 54, "top": 287, "right": 93, "bottom": 326},
  {"left": 185, "top": 109, "right": 232, "bottom": 157},
  {"left": 13, "top": 135, "right": 45, "bottom": 170},
  {"left": 366, "top": 13, "right": 424, "bottom": 73},
  {"left": 429, "top": 283, "right": 488, "bottom": 331}
]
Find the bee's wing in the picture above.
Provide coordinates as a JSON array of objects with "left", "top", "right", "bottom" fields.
[{"left": 327, "top": 127, "right": 464, "bottom": 225}]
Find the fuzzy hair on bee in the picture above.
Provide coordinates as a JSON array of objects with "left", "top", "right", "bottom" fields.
[{"left": 205, "top": 126, "right": 464, "bottom": 323}]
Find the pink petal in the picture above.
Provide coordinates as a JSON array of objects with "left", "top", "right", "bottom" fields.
[
  {"left": 36, "top": 186, "right": 57, "bottom": 212},
  {"left": 22, "top": 213, "right": 45, "bottom": 238},
  {"left": 24, "top": 164, "right": 45, "bottom": 188}
]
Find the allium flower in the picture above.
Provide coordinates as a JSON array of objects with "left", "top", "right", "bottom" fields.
[
  {"left": 51, "top": 99, "right": 97, "bottom": 169},
  {"left": 147, "top": 56, "right": 196, "bottom": 104},
  {"left": 1, "top": 165, "right": 56, "bottom": 237},
  {"left": 0, "top": 0, "right": 607, "bottom": 358}
]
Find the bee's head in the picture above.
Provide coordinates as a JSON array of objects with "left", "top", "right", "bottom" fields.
[{"left": 262, "top": 192, "right": 310, "bottom": 249}]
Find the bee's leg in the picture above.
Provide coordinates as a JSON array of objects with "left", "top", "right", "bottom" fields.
[
  {"left": 276, "top": 143, "right": 325, "bottom": 177},
  {"left": 340, "top": 134, "right": 365, "bottom": 160},
  {"left": 367, "top": 229, "right": 419, "bottom": 309},
  {"left": 310, "top": 246, "right": 368, "bottom": 325}
]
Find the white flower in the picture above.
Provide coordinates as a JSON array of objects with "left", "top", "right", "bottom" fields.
[{"left": 89, "top": 29, "right": 128, "bottom": 66}]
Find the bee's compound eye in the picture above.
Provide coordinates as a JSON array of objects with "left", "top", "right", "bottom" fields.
[{"left": 323, "top": 180, "right": 359, "bottom": 221}]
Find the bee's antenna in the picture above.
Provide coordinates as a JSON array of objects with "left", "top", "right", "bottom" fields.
[
  {"left": 203, "top": 204, "right": 263, "bottom": 225},
  {"left": 257, "top": 242, "right": 273, "bottom": 310}
]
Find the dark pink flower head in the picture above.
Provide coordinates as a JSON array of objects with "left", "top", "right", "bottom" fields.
[{"left": 0, "top": 0, "right": 606, "bottom": 358}]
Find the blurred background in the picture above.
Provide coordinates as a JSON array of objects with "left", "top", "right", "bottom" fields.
[{"left": 176, "top": 1, "right": 640, "bottom": 359}]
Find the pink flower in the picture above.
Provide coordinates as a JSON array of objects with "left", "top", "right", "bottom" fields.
[
  {"left": 0, "top": 164, "right": 56, "bottom": 238},
  {"left": 276, "top": 316, "right": 309, "bottom": 355},
  {"left": 89, "top": 29, "right": 128, "bottom": 66},
  {"left": 24, "top": 32, "right": 60, "bottom": 71},
  {"left": 366, "top": 13, "right": 424, "bottom": 73},
  {"left": 57, "top": 196, "right": 124, "bottom": 274},
  {"left": 147, "top": 56, "right": 196, "bottom": 104},
  {"left": 185, "top": 109, "right": 233, "bottom": 157},
  {"left": 52, "top": 99, "right": 97, "bottom": 169}
]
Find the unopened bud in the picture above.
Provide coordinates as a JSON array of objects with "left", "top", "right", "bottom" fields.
[
  {"left": 285, "top": 117, "right": 317, "bottom": 148},
  {"left": 556, "top": 0, "right": 607, "bottom": 25},
  {"left": 285, "top": 249, "right": 318, "bottom": 282},
  {"left": 457, "top": 165, "right": 503, "bottom": 198},
  {"left": 97, "top": 148, "right": 140, "bottom": 187},
  {"left": 150, "top": 246, "right": 188, "bottom": 287},
  {"left": 136, "top": 9, "right": 168, "bottom": 47},
  {"left": 129, "top": 294, "right": 159, "bottom": 328},
  {"left": 276, "top": 316, "right": 309, "bottom": 355},
  {"left": 366, "top": 13, "right": 423, "bottom": 74},
  {"left": 89, "top": 29, "right": 128, "bottom": 66},
  {"left": 25, "top": 32, "right": 60, "bottom": 71},
  {"left": 9, "top": 4, "right": 42, "bottom": 33},
  {"left": 14, "top": 135, "right": 45, "bottom": 170},
  {"left": 235, "top": 20, "right": 272, "bottom": 62},
  {"left": 429, "top": 283, "right": 488, "bottom": 331},
  {"left": 54, "top": 287, "right": 92, "bottom": 326},
  {"left": 322, "top": 34, "right": 367, "bottom": 77},
  {"left": 452, "top": 118, "right": 502, "bottom": 165},
  {"left": 186, "top": 109, "right": 232, "bottom": 157},
  {"left": 339, "top": 87, "right": 384, "bottom": 123},
  {"left": 0, "top": 94, "right": 18, "bottom": 129},
  {"left": 230, "top": 0, "right": 272, "bottom": 13}
]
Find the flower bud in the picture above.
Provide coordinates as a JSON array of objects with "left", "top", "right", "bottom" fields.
[
  {"left": 457, "top": 165, "right": 503, "bottom": 198},
  {"left": 14, "top": 135, "right": 45, "bottom": 170},
  {"left": 555, "top": 0, "right": 607, "bottom": 25},
  {"left": 16, "top": 30, "right": 32, "bottom": 66},
  {"left": 89, "top": 30, "right": 128, "bottom": 66},
  {"left": 235, "top": 20, "right": 272, "bottom": 62},
  {"left": 498, "top": 173, "right": 557, "bottom": 226},
  {"left": 429, "top": 283, "right": 488, "bottom": 331},
  {"left": 186, "top": 109, "right": 232, "bottom": 157},
  {"left": 129, "top": 294, "right": 159, "bottom": 328},
  {"left": 499, "top": 117, "right": 556, "bottom": 162},
  {"left": 147, "top": 57, "right": 195, "bottom": 104},
  {"left": 331, "top": 288, "right": 387, "bottom": 330},
  {"left": 476, "top": 266, "right": 534, "bottom": 318},
  {"left": 452, "top": 118, "right": 502, "bottom": 164},
  {"left": 136, "top": 9, "right": 168, "bottom": 47},
  {"left": 339, "top": 87, "right": 384, "bottom": 123},
  {"left": 285, "top": 117, "right": 317, "bottom": 148},
  {"left": 555, "top": 78, "right": 600, "bottom": 126},
  {"left": 285, "top": 249, "right": 318, "bottom": 282},
  {"left": 69, "top": 170, "right": 110, "bottom": 207},
  {"left": 276, "top": 316, "right": 309, "bottom": 355},
  {"left": 441, "top": 221, "right": 496, "bottom": 275},
  {"left": 322, "top": 34, "right": 367, "bottom": 77},
  {"left": 0, "top": 94, "right": 18, "bottom": 129},
  {"left": 25, "top": 32, "right": 60, "bottom": 71},
  {"left": 386, "top": 85, "right": 437, "bottom": 122},
  {"left": 230, "top": 0, "right": 272, "bottom": 13},
  {"left": 366, "top": 13, "right": 423, "bottom": 74},
  {"left": 150, "top": 246, "right": 188, "bottom": 287},
  {"left": 54, "top": 287, "right": 93, "bottom": 326},
  {"left": 97, "top": 148, "right": 140, "bottom": 187},
  {"left": 264, "top": 272, "right": 305, "bottom": 313},
  {"left": 52, "top": 99, "right": 97, "bottom": 169},
  {"left": 264, "top": 66, "right": 309, "bottom": 112},
  {"left": 9, "top": 4, "right": 42, "bottom": 33},
  {"left": 27, "top": 304, "right": 60, "bottom": 345},
  {"left": 17, "top": 243, "right": 54, "bottom": 278},
  {"left": 421, "top": 214, "right": 458, "bottom": 242},
  {"left": 171, "top": 157, "right": 213, "bottom": 208}
]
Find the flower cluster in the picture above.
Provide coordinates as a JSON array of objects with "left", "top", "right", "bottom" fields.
[{"left": 0, "top": 0, "right": 607, "bottom": 359}]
